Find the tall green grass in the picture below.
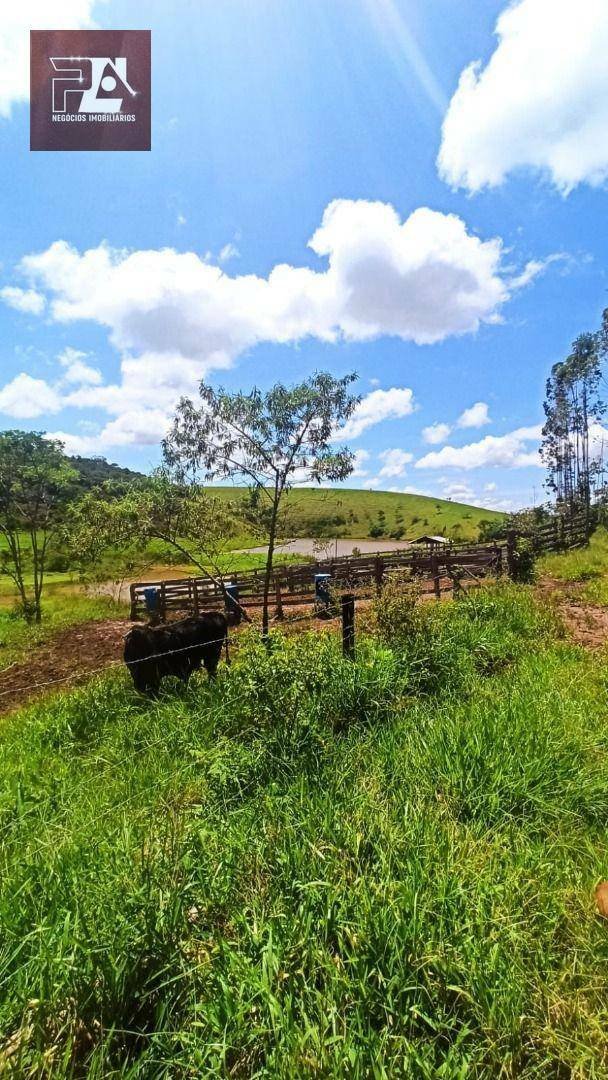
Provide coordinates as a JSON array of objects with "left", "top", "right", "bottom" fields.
[
  {"left": 0, "top": 585, "right": 607, "bottom": 1075},
  {"left": 539, "top": 526, "right": 608, "bottom": 605}
]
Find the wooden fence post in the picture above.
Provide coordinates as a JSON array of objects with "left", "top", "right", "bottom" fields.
[
  {"left": 160, "top": 582, "right": 167, "bottom": 623},
  {"left": 342, "top": 593, "right": 355, "bottom": 659},
  {"left": 446, "top": 554, "right": 461, "bottom": 596},
  {"left": 494, "top": 544, "right": 503, "bottom": 577},
  {"left": 430, "top": 554, "right": 441, "bottom": 599},
  {"left": 374, "top": 556, "right": 384, "bottom": 594},
  {"left": 506, "top": 530, "right": 517, "bottom": 579},
  {"left": 274, "top": 580, "right": 284, "bottom": 620}
]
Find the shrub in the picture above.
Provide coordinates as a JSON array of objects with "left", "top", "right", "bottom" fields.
[
  {"left": 510, "top": 537, "right": 536, "bottom": 583},
  {"left": 45, "top": 553, "right": 70, "bottom": 573}
]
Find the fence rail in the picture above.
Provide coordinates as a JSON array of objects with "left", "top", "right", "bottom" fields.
[
  {"left": 129, "top": 541, "right": 505, "bottom": 621},
  {"left": 129, "top": 515, "right": 590, "bottom": 622}
]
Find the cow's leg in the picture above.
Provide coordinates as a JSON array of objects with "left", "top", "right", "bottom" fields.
[{"left": 203, "top": 641, "right": 223, "bottom": 679}]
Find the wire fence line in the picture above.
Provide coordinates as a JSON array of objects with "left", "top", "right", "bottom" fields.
[
  {"left": 0, "top": 712, "right": 211, "bottom": 849},
  {"left": 0, "top": 755, "right": 205, "bottom": 874},
  {"left": 0, "top": 592, "right": 367, "bottom": 703},
  {"left": 0, "top": 607, "right": 359, "bottom": 856},
  {"left": 0, "top": 629, "right": 239, "bottom": 702},
  {"left": 0, "top": 581, "right": 483, "bottom": 857}
]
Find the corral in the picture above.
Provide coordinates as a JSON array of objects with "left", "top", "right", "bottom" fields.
[{"left": 129, "top": 515, "right": 587, "bottom": 622}]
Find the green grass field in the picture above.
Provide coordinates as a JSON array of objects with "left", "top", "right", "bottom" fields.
[
  {"left": 539, "top": 526, "right": 608, "bottom": 606},
  {"left": 212, "top": 486, "right": 505, "bottom": 543},
  {"left": 3, "top": 576, "right": 608, "bottom": 1075}
]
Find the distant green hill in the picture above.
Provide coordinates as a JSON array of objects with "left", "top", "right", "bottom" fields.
[
  {"left": 210, "top": 487, "right": 505, "bottom": 543},
  {"left": 62, "top": 456, "right": 505, "bottom": 542},
  {"left": 67, "top": 455, "right": 145, "bottom": 492}
]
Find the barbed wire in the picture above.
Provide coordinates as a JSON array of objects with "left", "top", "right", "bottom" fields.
[
  {"left": 4, "top": 755, "right": 201, "bottom": 871},
  {"left": 0, "top": 582, "right": 487, "bottom": 854},
  {"left": 0, "top": 629, "right": 239, "bottom": 701},
  {"left": 0, "top": 708, "right": 212, "bottom": 847},
  {"left": 0, "top": 606, "right": 361, "bottom": 856},
  {"left": 0, "top": 577, "right": 476, "bottom": 704}
]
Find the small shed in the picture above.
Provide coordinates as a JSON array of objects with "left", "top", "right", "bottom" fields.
[{"left": 412, "top": 534, "right": 450, "bottom": 550}]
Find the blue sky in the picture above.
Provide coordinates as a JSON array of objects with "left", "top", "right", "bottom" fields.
[{"left": 0, "top": 0, "right": 607, "bottom": 511}]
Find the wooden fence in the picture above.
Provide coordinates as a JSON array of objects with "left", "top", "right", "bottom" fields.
[
  {"left": 519, "top": 514, "right": 588, "bottom": 553},
  {"left": 129, "top": 541, "right": 504, "bottom": 621},
  {"left": 129, "top": 514, "right": 591, "bottom": 623}
]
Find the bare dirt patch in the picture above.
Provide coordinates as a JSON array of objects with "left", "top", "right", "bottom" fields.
[
  {"left": 537, "top": 577, "right": 608, "bottom": 649},
  {"left": 0, "top": 619, "right": 128, "bottom": 716}
]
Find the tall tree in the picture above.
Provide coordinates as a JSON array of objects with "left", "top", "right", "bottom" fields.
[
  {"left": 0, "top": 431, "right": 78, "bottom": 623},
  {"left": 163, "top": 373, "right": 360, "bottom": 636},
  {"left": 65, "top": 470, "right": 241, "bottom": 604},
  {"left": 541, "top": 333, "right": 604, "bottom": 531}
]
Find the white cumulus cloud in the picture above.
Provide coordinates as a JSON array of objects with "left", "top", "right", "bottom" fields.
[
  {"left": 438, "top": 0, "right": 608, "bottom": 194},
  {"left": 0, "top": 1, "right": 99, "bottom": 118},
  {"left": 0, "top": 286, "right": 46, "bottom": 315},
  {"left": 378, "top": 448, "right": 414, "bottom": 478},
  {"left": 2, "top": 197, "right": 540, "bottom": 452},
  {"left": 51, "top": 409, "right": 172, "bottom": 456},
  {"left": 16, "top": 201, "right": 513, "bottom": 364},
  {"left": 457, "top": 401, "right": 491, "bottom": 429},
  {"left": 58, "top": 347, "right": 103, "bottom": 386},
  {"left": 339, "top": 388, "right": 417, "bottom": 440},
  {"left": 422, "top": 422, "right": 451, "bottom": 445},
  {"left": 416, "top": 425, "right": 543, "bottom": 471},
  {"left": 0, "top": 373, "right": 62, "bottom": 419},
  {"left": 442, "top": 482, "right": 475, "bottom": 501}
]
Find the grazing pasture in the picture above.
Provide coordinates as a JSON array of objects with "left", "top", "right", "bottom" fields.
[
  {"left": 209, "top": 486, "right": 505, "bottom": 543},
  {"left": 1, "top": 581, "right": 608, "bottom": 1075}
]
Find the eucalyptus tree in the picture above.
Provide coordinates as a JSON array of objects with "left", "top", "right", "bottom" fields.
[
  {"left": 0, "top": 431, "right": 78, "bottom": 622},
  {"left": 65, "top": 470, "right": 240, "bottom": 603},
  {"left": 541, "top": 333, "right": 604, "bottom": 531},
  {"left": 163, "top": 373, "right": 360, "bottom": 636}
]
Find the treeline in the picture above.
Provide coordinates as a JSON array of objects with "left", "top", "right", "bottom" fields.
[
  {"left": 67, "top": 455, "right": 145, "bottom": 492},
  {"left": 541, "top": 307, "right": 608, "bottom": 528}
]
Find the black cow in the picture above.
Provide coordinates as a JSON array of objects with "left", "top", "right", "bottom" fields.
[{"left": 124, "top": 611, "right": 231, "bottom": 696}]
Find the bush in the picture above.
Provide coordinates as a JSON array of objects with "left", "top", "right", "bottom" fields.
[
  {"left": 45, "top": 553, "right": 71, "bottom": 573},
  {"left": 369, "top": 523, "right": 386, "bottom": 538},
  {"left": 510, "top": 537, "right": 536, "bottom": 583}
]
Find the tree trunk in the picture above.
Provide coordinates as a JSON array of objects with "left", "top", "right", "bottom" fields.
[{"left": 262, "top": 485, "right": 280, "bottom": 640}]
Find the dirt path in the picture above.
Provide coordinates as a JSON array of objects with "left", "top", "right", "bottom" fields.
[
  {"left": 537, "top": 576, "right": 608, "bottom": 649},
  {"left": 0, "top": 619, "right": 128, "bottom": 716}
]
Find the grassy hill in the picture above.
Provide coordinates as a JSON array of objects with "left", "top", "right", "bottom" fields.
[{"left": 211, "top": 486, "right": 505, "bottom": 544}]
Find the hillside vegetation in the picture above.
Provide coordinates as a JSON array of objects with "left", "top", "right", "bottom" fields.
[
  {"left": 2, "top": 580, "right": 608, "bottom": 1075},
  {"left": 212, "top": 486, "right": 505, "bottom": 544},
  {"left": 67, "top": 455, "right": 145, "bottom": 492}
]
